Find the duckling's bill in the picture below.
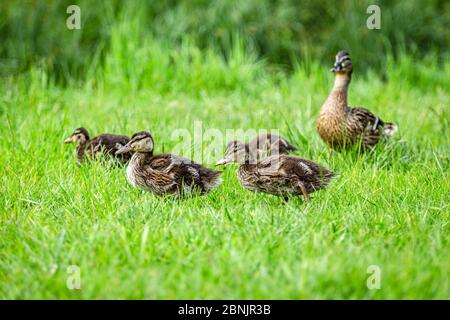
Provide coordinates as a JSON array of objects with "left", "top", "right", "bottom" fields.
[
  {"left": 116, "top": 143, "right": 132, "bottom": 155},
  {"left": 215, "top": 157, "right": 232, "bottom": 166},
  {"left": 64, "top": 135, "right": 75, "bottom": 144}
]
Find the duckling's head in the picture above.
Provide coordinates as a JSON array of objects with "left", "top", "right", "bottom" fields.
[
  {"left": 215, "top": 140, "right": 251, "bottom": 166},
  {"left": 116, "top": 131, "right": 154, "bottom": 155},
  {"left": 64, "top": 127, "right": 89, "bottom": 145},
  {"left": 331, "top": 51, "right": 353, "bottom": 74}
]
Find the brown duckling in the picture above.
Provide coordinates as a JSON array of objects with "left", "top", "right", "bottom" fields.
[
  {"left": 317, "top": 51, "right": 398, "bottom": 150},
  {"left": 64, "top": 127, "right": 132, "bottom": 163},
  {"left": 116, "top": 131, "right": 223, "bottom": 196},
  {"left": 227, "top": 133, "right": 297, "bottom": 162},
  {"left": 216, "top": 141, "right": 335, "bottom": 202}
]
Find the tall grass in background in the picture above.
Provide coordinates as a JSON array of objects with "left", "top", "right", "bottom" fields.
[
  {"left": 1, "top": 0, "right": 449, "bottom": 82},
  {"left": 101, "top": 16, "right": 263, "bottom": 94}
]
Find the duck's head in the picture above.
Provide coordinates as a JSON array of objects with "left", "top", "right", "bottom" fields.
[
  {"left": 215, "top": 140, "right": 251, "bottom": 166},
  {"left": 116, "top": 131, "right": 154, "bottom": 155},
  {"left": 331, "top": 51, "right": 353, "bottom": 74},
  {"left": 64, "top": 127, "right": 89, "bottom": 144}
]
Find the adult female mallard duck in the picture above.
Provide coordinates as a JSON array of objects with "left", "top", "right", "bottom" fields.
[
  {"left": 227, "top": 133, "right": 297, "bottom": 162},
  {"left": 215, "top": 141, "right": 335, "bottom": 202},
  {"left": 317, "top": 51, "right": 398, "bottom": 150},
  {"left": 64, "top": 127, "right": 132, "bottom": 163},
  {"left": 116, "top": 131, "right": 223, "bottom": 196}
]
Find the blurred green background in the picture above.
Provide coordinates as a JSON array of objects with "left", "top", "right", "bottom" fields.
[{"left": 1, "top": 0, "right": 449, "bottom": 81}]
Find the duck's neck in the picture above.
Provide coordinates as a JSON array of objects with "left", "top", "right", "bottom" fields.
[
  {"left": 75, "top": 141, "right": 87, "bottom": 162},
  {"left": 333, "top": 73, "right": 351, "bottom": 92},
  {"left": 323, "top": 73, "right": 351, "bottom": 114},
  {"left": 130, "top": 151, "right": 153, "bottom": 166}
]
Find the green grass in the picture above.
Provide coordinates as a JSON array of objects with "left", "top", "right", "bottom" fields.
[{"left": 0, "top": 38, "right": 449, "bottom": 299}]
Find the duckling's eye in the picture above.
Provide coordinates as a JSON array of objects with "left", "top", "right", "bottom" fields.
[{"left": 131, "top": 136, "right": 146, "bottom": 144}]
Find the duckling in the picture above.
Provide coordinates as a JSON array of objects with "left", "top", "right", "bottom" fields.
[
  {"left": 64, "top": 127, "right": 132, "bottom": 163},
  {"left": 227, "top": 133, "right": 297, "bottom": 162},
  {"left": 215, "top": 141, "right": 335, "bottom": 202},
  {"left": 116, "top": 131, "right": 223, "bottom": 196},
  {"left": 317, "top": 51, "right": 398, "bottom": 150}
]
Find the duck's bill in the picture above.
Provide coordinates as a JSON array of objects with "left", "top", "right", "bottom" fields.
[
  {"left": 116, "top": 144, "right": 132, "bottom": 155},
  {"left": 64, "top": 136, "right": 75, "bottom": 144},
  {"left": 331, "top": 62, "right": 342, "bottom": 72},
  {"left": 215, "top": 158, "right": 232, "bottom": 166}
]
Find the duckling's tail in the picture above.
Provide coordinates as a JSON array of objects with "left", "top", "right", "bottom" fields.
[
  {"left": 201, "top": 169, "right": 223, "bottom": 192},
  {"left": 383, "top": 122, "right": 398, "bottom": 136},
  {"left": 322, "top": 170, "right": 338, "bottom": 184}
]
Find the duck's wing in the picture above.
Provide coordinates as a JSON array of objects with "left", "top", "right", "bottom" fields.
[
  {"left": 348, "top": 107, "right": 378, "bottom": 128},
  {"left": 347, "top": 107, "right": 385, "bottom": 147}
]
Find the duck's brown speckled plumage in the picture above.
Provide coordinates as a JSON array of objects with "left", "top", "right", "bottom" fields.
[
  {"left": 117, "top": 131, "right": 222, "bottom": 196},
  {"left": 216, "top": 143, "right": 335, "bottom": 201},
  {"left": 317, "top": 51, "right": 398, "bottom": 150},
  {"left": 64, "top": 127, "right": 132, "bottom": 163}
]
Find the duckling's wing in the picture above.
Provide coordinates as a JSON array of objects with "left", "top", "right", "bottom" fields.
[
  {"left": 280, "top": 157, "right": 335, "bottom": 182},
  {"left": 151, "top": 154, "right": 206, "bottom": 192},
  {"left": 134, "top": 155, "right": 178, "bottom": 192},
  {"left": 174, "top": 164, "right": 204, "bottom": 190},
  {"left": 89, "top": 134, "right": 131, "bottom": 155},
  {"left": 85, "top": 137, "right": 104, "bottom": 156},
  {"left": 148, "top": 154, "right": 175, "bottom": 171},
  {"left": 254, "top": 155, "right": 286, "bottom": 176},
  {"left": 100, "top": 135, "right": 130, "bottom": 151}
]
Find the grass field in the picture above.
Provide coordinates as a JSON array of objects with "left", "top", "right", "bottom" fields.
[{"left": 0, "top": 36, "right": 449, "bottom": 299}]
